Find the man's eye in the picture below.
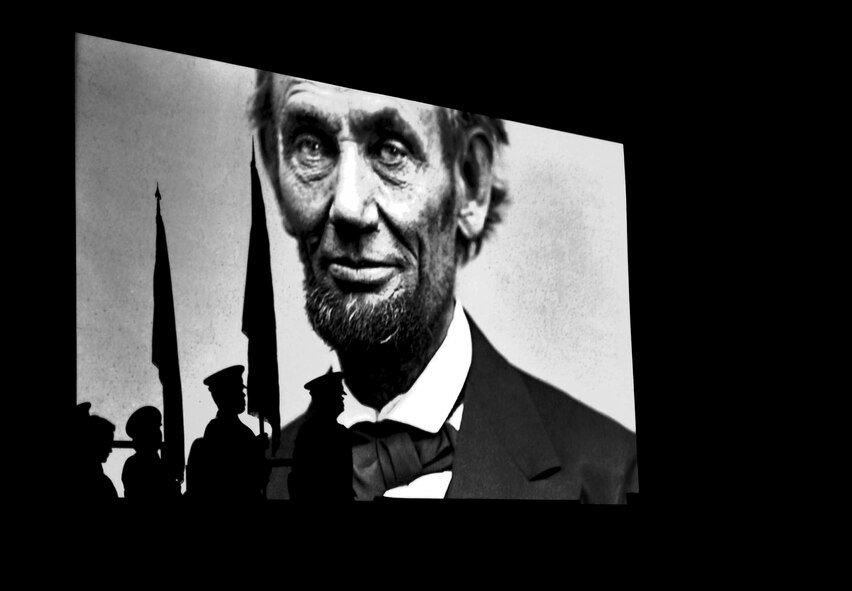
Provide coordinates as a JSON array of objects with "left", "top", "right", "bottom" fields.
[
  {"left": 293, "top": 135, "right": 330, "bottom": 165},
  {"left": 375, "top": 140, "right": 409, "bottom": 167}
]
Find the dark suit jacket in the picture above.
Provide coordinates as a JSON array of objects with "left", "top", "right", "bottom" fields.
[{"left": 266, "top": 314, "right": 638, "bottom": 503}]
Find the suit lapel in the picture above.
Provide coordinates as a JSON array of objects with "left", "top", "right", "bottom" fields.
[{"left": 446, "top": 315, "right": 563, "bottom": 499}]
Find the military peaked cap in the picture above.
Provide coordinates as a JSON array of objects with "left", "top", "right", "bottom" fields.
[
  {"left": 203, "top": 365, "right": 246, "bottom": 390},
  {"left": 303, "top": 371, "right": 345, "bottom": 397}
]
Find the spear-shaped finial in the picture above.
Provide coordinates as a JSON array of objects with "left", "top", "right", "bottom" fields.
[
  {"left": 155, "top": 182, "right": 162, "bottom": 202},
  {"left": 251, "top": 138, "right": 256, "bottom": 166}
]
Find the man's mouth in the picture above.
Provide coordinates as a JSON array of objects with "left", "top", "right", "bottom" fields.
[{"left": 326, "top": 257, "right": 398, "bottom": 287}]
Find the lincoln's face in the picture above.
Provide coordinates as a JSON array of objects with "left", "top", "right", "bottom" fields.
[{"left": 267, "top": 76, "right": 460, "bottom": 352}]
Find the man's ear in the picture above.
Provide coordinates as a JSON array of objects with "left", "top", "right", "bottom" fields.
[
  {"left": 457, "top": 129, "right": 494, "bottom": 241},
  {"left": 257, "top": 128, "right": 295, "bottom": 236}
]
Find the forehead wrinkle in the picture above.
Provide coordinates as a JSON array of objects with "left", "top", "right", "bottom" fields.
[
  {"left": 275, "top": 78, "right": 346, "bottom": 130},
  {"left": 280, "top": 77, "right": 336, "bottom": 101},
  {"left": 351, "top": 92, "right": 436, "bottom": 134},
  {"left": 274, "top": 77, "right": 442, "bottom": 151}
]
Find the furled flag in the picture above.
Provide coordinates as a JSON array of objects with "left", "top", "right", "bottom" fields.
[
  {"left": 152, "top": 184, "right": 186, "bottom": 486},
  {"left": 242, "top": 141, "right": 281, "bottom": 453}
]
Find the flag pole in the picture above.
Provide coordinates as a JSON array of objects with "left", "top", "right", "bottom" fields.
[
  {"left": 250, "top": 145, "right": 264, "bottom": 442},
  {"left": 153, "top": 182, "right": 186, "bottom": 492},
  {"left": 245, "top": 137, "right": 279, "bottom": 499}
]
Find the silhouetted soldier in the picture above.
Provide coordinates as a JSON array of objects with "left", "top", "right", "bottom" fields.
[
  {"left": 187, "top": 365, "right": 269, "bottom": 501},
  {"left": 72, "top": 405, "right": 119, "bottom": 502},
  {"left": 289, "top": 372, "right": 354, "bottom": 500},
  {"left": 122, "top": 406, "right": 181, "bottom": 502}
]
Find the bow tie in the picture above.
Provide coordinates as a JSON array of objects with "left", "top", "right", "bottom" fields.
[{"left": 349, "top": 419, "right": 458, "bottom": 500}]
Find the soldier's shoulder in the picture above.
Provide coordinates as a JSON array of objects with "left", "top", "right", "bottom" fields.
[{"left": 274, "top": 411, "right": 312, "bottom": 458}]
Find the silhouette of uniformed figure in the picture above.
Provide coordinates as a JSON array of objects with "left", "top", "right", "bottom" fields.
[
  {"left": 121, "top": 406, "right": 180, "bottom": 502},
  {"left": 72, "top": 403, "right": 118, "bottom": 502},
  {"left": 186, "top": 365, "right": 269, "bottom": 501},
  {"left": 289, "top": 372, "right": 354, "bottom": 500}
]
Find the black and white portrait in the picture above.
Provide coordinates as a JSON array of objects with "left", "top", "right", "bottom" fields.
[{"left": 75, "top": 33, "right": 638, "bottom": 503}]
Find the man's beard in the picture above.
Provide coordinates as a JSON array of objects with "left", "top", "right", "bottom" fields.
[
  {"left": 298, "top": 240, "right": 456, "bottom": 404},
  {"left": 301, "top": 250, "right": 454, "bottom": 358}
]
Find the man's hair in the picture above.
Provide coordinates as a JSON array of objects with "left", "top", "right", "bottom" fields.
[{"left": 247, "top": 70, "right": 509, "bottom": 264}]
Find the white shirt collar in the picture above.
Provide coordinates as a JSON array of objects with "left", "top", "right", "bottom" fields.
[{"left": 333, "top": 300, "right": 472, "bottom": 433}]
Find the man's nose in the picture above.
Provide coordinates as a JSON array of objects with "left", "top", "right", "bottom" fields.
[{"left": 329, "top": 142, "right": 379, "bottom": 232}]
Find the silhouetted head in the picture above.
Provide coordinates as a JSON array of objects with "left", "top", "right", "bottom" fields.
[
  {"left": 126, "top": 405, "right": 163, "bottom": 451},
  {"left": 204, "top": 365, "right": 247, "bottom": 416},
  {"left": 76, "top": 401, "right": 92, "bottom": 420},
  {"left": 83, "top": 415, "right": 116, "bottom": 464},
  {"left": 305, "top": 372, "right": 345, "bottom": 417}
]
